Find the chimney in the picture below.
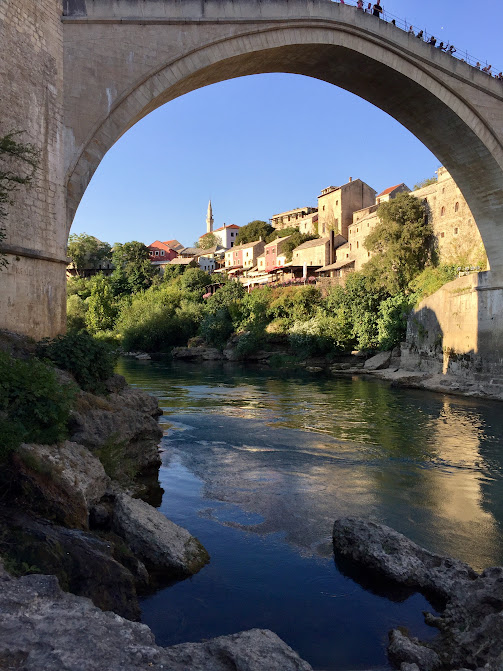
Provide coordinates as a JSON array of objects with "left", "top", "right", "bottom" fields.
[{"left": 349, "top": 177, "right": 353, "bottom": 182}]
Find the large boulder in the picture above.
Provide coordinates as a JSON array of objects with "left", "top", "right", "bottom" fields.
[
  {"left": 14, "top": 441, "right": 110, "bottom": 530},
  {"left": 332, "top": 517, "right": 476, "bottom": 600},
  {"left": 0, "top": 508, "right": 140, "bottom": 620},
  {"left": 364, "top": 351, "right": 392, "bottom": 370},
  {"left": 112, "top": 493, "right": 209, "bottom": 578},
  {"left": 332, "top": 518, "right": 503, "bottom": 670},
  {"left": 69, "top": 387, "right": 162, "bottom": 473},
  {"left": 0, "top": 566, "right": 313, "bottom": 671},
  {"left": 172, "top": 346, "right": 224, "bottom": 360}
]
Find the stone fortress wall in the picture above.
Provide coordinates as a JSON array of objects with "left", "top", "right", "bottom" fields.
[{"left": 0, "top": 0, "right": 67, "bottom": 338}]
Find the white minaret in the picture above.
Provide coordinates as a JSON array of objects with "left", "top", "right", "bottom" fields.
[{"left": 206, "top": 200, "right": 214, "bottom": 234}]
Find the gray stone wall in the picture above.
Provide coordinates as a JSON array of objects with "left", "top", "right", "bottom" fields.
[{"left": 0, "top": 0, "right": 67, "bottom": 338}]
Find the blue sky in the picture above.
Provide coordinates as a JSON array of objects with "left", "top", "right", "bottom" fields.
[{"left": 71, "top": 0, "right": 502, "bottom": 248}]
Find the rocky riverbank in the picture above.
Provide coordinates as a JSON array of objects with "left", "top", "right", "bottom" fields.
[
  {"left": 0, "top": 370, "right": 209, "bottom": 620},
  {"left": 333, "top": 518, "right": 503, "bottom": 670},
  {"left": 170, "top": 341, "right": 503, "bottom": 402},
  {"left": 0, "top": 560, "right": 313, "bottom": 671}
]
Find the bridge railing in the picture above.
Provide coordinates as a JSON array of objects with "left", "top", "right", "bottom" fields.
[{"left": 331, "top": 0, "right": 502, "bottom": 79}]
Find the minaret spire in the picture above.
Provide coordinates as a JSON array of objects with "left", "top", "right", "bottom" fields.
[{"left": 206, "top": 199, "right": 214, "bottom": 234}]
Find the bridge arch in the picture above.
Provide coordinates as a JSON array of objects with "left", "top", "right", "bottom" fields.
[{"left": 64, "top": 2, "right": 503, "bottom": 272}]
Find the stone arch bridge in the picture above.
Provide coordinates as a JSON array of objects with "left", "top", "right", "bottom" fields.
[{"left": 1, "top": 0, "right": 503, "bottom": 361}]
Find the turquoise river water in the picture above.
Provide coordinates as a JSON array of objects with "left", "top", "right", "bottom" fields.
[{"left": 116, "top": 357, "right": 503, "bottom": 671}]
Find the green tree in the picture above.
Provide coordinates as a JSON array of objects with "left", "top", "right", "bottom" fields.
[
  {"left": 364, "top": 193, "right": 433, "bottom": 294},
  {"left": 111, "top": 241, "right": 156, "bottom": 295},
  {"left": 67, "top": 233, "right": 112, "bottom": 275},
  {"left": 0, "top": 132, "right": 39, "bottom": 271},
  {"left": 85, "top": 274, "right": 117, "bottom": 333},
  {"left": 266, "top": 226, "right": 300, "bottom": 243},
  {"left": 198, "top": 232, "right": 219, "bottom": 249},
  {"left": 235, "top": 220, "right": 274, "bottom": 245},
  {"left": 179, "top": 267, "right": 212, "bottom": 292},
  {"left": 413, "top": 176, "right": 437, "bottom": 190}
]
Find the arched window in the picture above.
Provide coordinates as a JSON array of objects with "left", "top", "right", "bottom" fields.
[
  {"left": 455, "top": 202, "right": 459, "bottom": 212},
  {"left": 441, "top": 206, "right": 446, "bottom": 216}
]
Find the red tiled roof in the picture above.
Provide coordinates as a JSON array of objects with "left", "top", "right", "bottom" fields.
[
  {"left": 214, "top": 224, "right": 240, "bottom": 232},
  {"left": 376, "top": 184, "right": 403, "bottom": 198}
]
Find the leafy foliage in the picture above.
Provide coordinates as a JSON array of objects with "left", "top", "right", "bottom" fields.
[
  {"left": 198, "top": 232, "right": 219, "bottom": 249},
  {"left": 67, "top": 233, "right": 112, "bottom": 275},
  {"left": 235, "top": 220, "right": 274, "bottom": 245},
  {"left": 0, "top": 352, "right": 75, "bottom": 457},
  {"left": 115, "top": 285, "right": 204, "bottom": 352},
  {"left": 413, "top": 176, "right": 437, "bottom": 190},
  {"left": 85, "top": 275, "right": 118, "bottom": 333},
  {"left": 111, "top": 241, "right": 156, "bottom": 295},
  {"left": 409, "top": 264, "right": 459, "bottom": 303},
  {"left": 364, "top": 193, "right": 432, "bottom": 293},
  {"left": 36, "top": 332, "right": 117, "bottom": 394}
]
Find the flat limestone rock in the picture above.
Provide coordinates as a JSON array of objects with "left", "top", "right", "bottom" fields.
[
  {"left": 363, "top": 351, "right": 392, "bottom": 370},
  {"left": 0, "top": 567, "right": 313, "bottom": 671},
  {"left": 332, "top": 517, "right": 476, "bottom": 599},
  {"left": 112, "top": 493, "right": 209, "bottom": 577}
]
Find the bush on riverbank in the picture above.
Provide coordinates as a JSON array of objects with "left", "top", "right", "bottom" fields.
[
  {"left": 0, "top": 352, "right": 75, "bottom": 458},
  {"left": 36, "top": 331, "right": 117, "bottom": 394}
]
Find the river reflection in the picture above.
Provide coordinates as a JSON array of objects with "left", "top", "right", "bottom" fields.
[{"left": 117, "top": 358, "right": 503, "bottom": 670}]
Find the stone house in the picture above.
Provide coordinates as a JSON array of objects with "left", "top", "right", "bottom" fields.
[
  {"left": 292, "top": 237, "right": 331, "bottom": 269},
  {"left": 375, "top": 183, "right": 410, "bottom": 204},
  {"left": 317, "top": 178, "right": 376, "bottom": 239},
  {"left": 413, "top": 167, "right": 485, "bottom": 266},
  {"left": 270, "top": 206, "right": 317, "bottom": 230}
]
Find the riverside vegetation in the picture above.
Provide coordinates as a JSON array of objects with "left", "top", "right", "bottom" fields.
[{"left": 67, "top": 194, "right": 464, "bottom": 359}]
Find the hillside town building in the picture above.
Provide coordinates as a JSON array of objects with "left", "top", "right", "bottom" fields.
[
  {"left": 317, "top": 178, "right": 376, "bottom": 238},
  {"left": 224, "top": 239, "right": 265, "bottom": 272},
  {"left": 264, "top": 235, "right": 293, "bottom": 272},
  {"left": 271, "top": 207, "right": 317, "bottom": 230}
]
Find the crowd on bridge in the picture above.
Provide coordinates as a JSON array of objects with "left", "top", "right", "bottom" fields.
[{"left": 335, "top": 0, "right": 502, "bottom": 81}]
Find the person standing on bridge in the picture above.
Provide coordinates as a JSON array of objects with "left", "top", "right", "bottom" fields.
[
  {"left": 416, "top": 30, "right": 424, "bottom": 39},
  {"left": 366, "top": 3, "right": 372, "bottom": 13},
  {"left": 356, "top": 0, "right": 364, "bottom": 10},
  {"left": 372, "top": 2, "right": 383, "bottom": 18}
]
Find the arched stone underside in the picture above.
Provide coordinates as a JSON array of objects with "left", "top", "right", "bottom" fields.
[{"left": 64, "top": 1, "right": 503, "bottom": 273}]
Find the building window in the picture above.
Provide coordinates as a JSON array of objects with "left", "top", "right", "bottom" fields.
[
  {"left": 349, "top": 244, "right": 352, "bottom": 251},
  {"left": 336, "top": 200, "right": 339, "bottom": 206},
  {"left": 155, "top": 250, "right": 159, "bottom": 256},
  {"left": 323, "top": 206, "right": 325, "bottom": 211},
  {"left": 454, "top": 227, "right": 459, "bottom": 235},
  {"left": 368, "top": 252, "right": 371, "bottom": 257},
  {"left": 454, "top": 202, "right": 459, "bottom": 212},
  {"left": 440, "top": 232, "right": 445, "bottom": 238},
  {"left": 357, "top": 241, "right": 359, "bottom": 249},
  {"left": 441, "top": 206, "right": 446, "bottom": 216},
  {"left": 161, "top": 250, "right": 164, "bottom": 256},
  {"left": 357, "top": 228, "right": 359, "bottom": 233}
]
